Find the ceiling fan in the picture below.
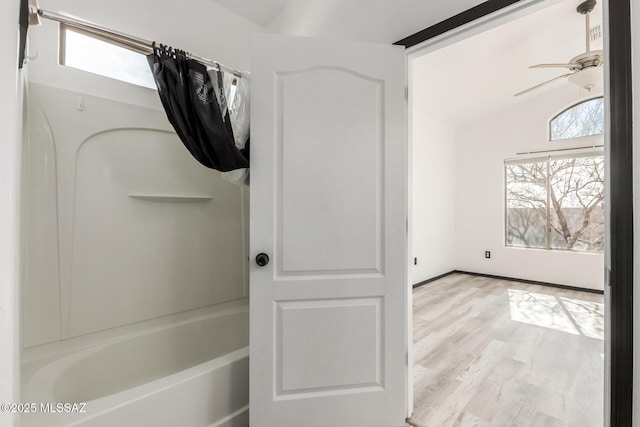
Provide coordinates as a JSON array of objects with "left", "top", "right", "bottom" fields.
[{"left": 514, "top": 0, "right": 603, "bottom": 97}]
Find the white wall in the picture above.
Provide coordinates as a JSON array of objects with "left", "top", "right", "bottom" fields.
[
  {"left": 0, "top": 0, "right": 23, "bottom": 425},
  {"left": 411, "top": 104, "right": 456, "bottom": 283},
  {"left": 455, "top": 85, "right": 605, "bottom": 290}
]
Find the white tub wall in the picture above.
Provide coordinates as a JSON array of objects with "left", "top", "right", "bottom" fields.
[
  {"left": 21, "top": 93, "right": 61, "bottom": 347},
  {"left": 0, "top": 0, "right": 24, "bottom": 424},
  {"left": 454, "top": 84, "right": 605, "bottom": 291},
  {"left": 22, "top": 82, "right": 250, "bottom": 346},
  {"left": 23, "top": 0, "right": 263, "bottom": 348}
]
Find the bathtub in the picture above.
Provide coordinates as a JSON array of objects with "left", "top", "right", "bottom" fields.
[{"left": 21, "top": 305, "right": 249, "bottom": 427}]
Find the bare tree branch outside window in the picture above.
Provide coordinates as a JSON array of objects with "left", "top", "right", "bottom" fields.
[
  {"left": 550, "top": 97, "right": 604, "bottom": 141},
  {"left": 506, "top": 162, "right": 548, "bottom": 249},
  {"left": 505, "top": 154, "right": 604, "bottom": 252}
]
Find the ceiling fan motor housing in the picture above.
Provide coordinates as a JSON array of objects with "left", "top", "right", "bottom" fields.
[{"left": 570, "top": 51, "right": 604, "bottom": 69}]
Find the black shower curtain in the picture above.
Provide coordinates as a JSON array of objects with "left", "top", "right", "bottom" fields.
[{"left": 147, "top": 44, "right": 249, "bottom": 172}]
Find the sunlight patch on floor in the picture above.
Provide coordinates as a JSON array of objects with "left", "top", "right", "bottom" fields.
[{"left": 508, "top": 289, "right": 604, "bottom": 339}]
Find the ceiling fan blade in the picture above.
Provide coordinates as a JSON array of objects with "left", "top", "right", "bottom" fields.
[
  {"left": 530, "top": 63, "right": 577, "bottom": 69},
  {"left": 514, "top": 73, "right": 573, "bottom": 97}
]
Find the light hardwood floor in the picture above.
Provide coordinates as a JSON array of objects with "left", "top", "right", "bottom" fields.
[{"left": 411, "top": 273, "right": 604, "bottom": 427}]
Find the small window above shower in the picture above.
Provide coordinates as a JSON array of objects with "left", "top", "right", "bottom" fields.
[{"left": 60, "top": 25, "right": 156, "bottom": 89}]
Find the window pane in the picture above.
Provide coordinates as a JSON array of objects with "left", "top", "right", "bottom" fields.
[
  {"left": 548, "top": 156, "right": 604, "bottom": 251},
  {"left": 63, "top": 29, "right": 156, "bottom": 89},
  {"left": 505, "top": 162, "right": 548, "bottom": 249},
  {"left": 550, "top": 97, "right": 604, "bottom": 140}
]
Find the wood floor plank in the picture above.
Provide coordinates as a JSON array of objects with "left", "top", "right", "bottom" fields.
[
  {"left": 412, "top": 273, "right": 604, "bottom": 427},
  {"left": 530, "top": 412, "right": 563, "bottom": 427}
]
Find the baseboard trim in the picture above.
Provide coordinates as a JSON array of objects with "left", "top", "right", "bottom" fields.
[
  {"left": 412, "top": 271, "right": 457, "bottom": 289},
  {"left": 452, "top": 270, "right": 604, "bottom": 295},
  {"left": 412, "top": 270, "right": 604, "bottom": 294}
]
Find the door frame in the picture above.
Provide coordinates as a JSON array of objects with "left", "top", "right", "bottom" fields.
[{"left": 397, "top": 0, "right": 632, "bottom": 425}]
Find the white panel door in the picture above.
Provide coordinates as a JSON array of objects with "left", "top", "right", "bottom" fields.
[{"left": 250, "top": 34, "right": 407, "bottom": 427}]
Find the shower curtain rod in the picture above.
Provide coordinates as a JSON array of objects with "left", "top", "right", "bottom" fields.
[{"left": 31, "top": 8, "right": 243, "bottom": 77}]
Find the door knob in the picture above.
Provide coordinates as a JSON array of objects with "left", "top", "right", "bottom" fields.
[{"left": 256, "top": 253, "right": 270, "bottom": 267}]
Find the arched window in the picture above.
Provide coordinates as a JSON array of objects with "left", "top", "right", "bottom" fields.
[{"left": 549, "top": 97, "right": 604, "bottom": 141}]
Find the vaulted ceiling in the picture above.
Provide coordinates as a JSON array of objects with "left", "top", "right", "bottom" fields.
[
  {"left": 211, "top": 0, "right": 487, "bottom": 43},
  {"left": 412, "top": 0, "right": 604, "bottom": 126},
  {"left": 210, "top": 0, "right": 605, "bottom": 126},
  {"left": 210, "top": 0, "right": 289, "bottom": 28}
]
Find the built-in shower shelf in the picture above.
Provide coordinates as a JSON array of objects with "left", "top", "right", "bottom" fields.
[{"left": 128, "top": 194, "right": 212, "bottom": 203}]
